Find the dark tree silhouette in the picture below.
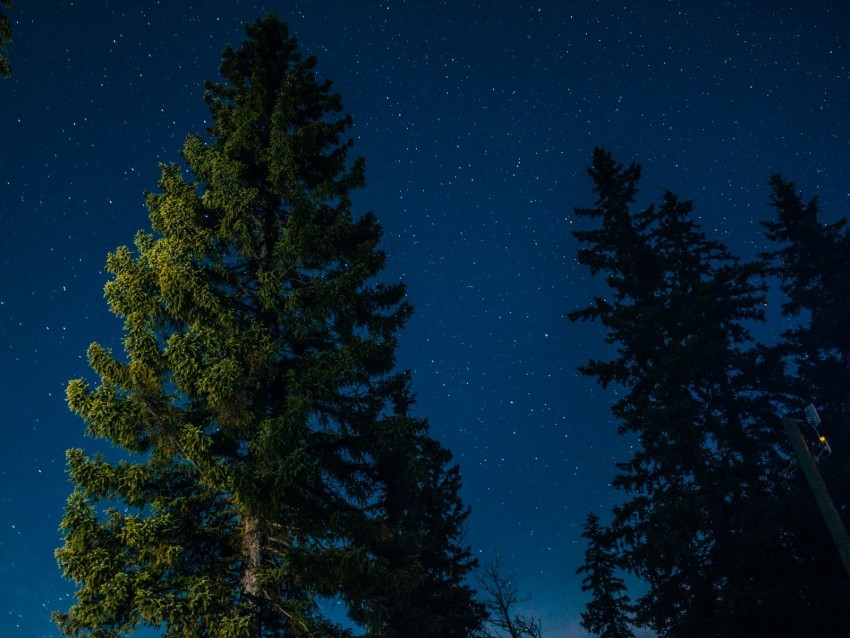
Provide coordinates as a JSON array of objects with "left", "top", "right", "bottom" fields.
[
  {"left": 576, "top": 513, "right": 634, "bottom": 638},
  {"left": 477, "top": 557, "right": 542, "bottom": 638},
  {"left": 0, "top": 0, "right": 12, "bottom": 77},
  {"left": 759, "top": 174, "right": 850, "bottom": 624},
  {"left": 568, "top": 148, "right": 850, "bottom": 637}
]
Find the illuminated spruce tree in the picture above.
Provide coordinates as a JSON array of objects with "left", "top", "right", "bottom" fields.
[{"left": 54, "top": 15, "right": 483, "bottom": 637}]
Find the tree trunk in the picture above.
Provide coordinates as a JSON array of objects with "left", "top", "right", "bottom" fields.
[{"left": 241, "top": 514, "right": 266, "bottom": 630}]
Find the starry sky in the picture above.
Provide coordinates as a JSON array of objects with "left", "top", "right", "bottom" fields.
[{"left": 2, "top": 1, "right": 849, "bottom": 636}]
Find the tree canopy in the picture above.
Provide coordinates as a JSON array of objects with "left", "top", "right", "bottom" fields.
[
  {"left": 576, "top": 512, "right": 633, "bottom": 638},
  {"left": 570, "top": 148, "right": 850, "bottom": 637},
  {"left": 54, "top": 15, "right": 483, "bottom": 638},
  {"left": 0, "top": 0, "right": 13, "bottom": 77}
]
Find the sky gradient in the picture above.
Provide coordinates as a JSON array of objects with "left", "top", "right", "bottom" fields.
[{"left": 2, "top": 1, "right": 849, "bottom": 636}]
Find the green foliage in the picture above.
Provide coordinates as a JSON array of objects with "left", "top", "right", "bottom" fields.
[
  {"left": 570, "top": 148, "right": 850, "bottom": 637},
  {"left": 56, "top": 14, "right": 483, "bottom": 637}
]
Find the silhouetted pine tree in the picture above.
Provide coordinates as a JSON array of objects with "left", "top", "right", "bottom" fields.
[
  {"left": 763, "top": 174, "right": 850, "bottom": 423},
  {"left": 759, "top": 174, "right": 850, "bottom": 626},
  {"left": 576, "top": 513, "right": 633, "bottom": 638},
  {"left": 54, "top": 15, "right": 483, "bottom": 638},
  {"left": 568, "top": 148, "right": 828, "bottom": 637}
]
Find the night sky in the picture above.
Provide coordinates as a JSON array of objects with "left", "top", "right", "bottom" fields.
[{"left": 2, "top": 1, "right": 849, "bottom": 636}]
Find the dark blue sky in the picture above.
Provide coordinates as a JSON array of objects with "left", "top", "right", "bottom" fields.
[{"left": 2, "top": 1, "right": 848, "bottom": 636}]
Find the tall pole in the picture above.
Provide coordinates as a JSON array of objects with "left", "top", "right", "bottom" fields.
[{"left": 782, "top": 416, "right": 850, "bottom": 580}]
